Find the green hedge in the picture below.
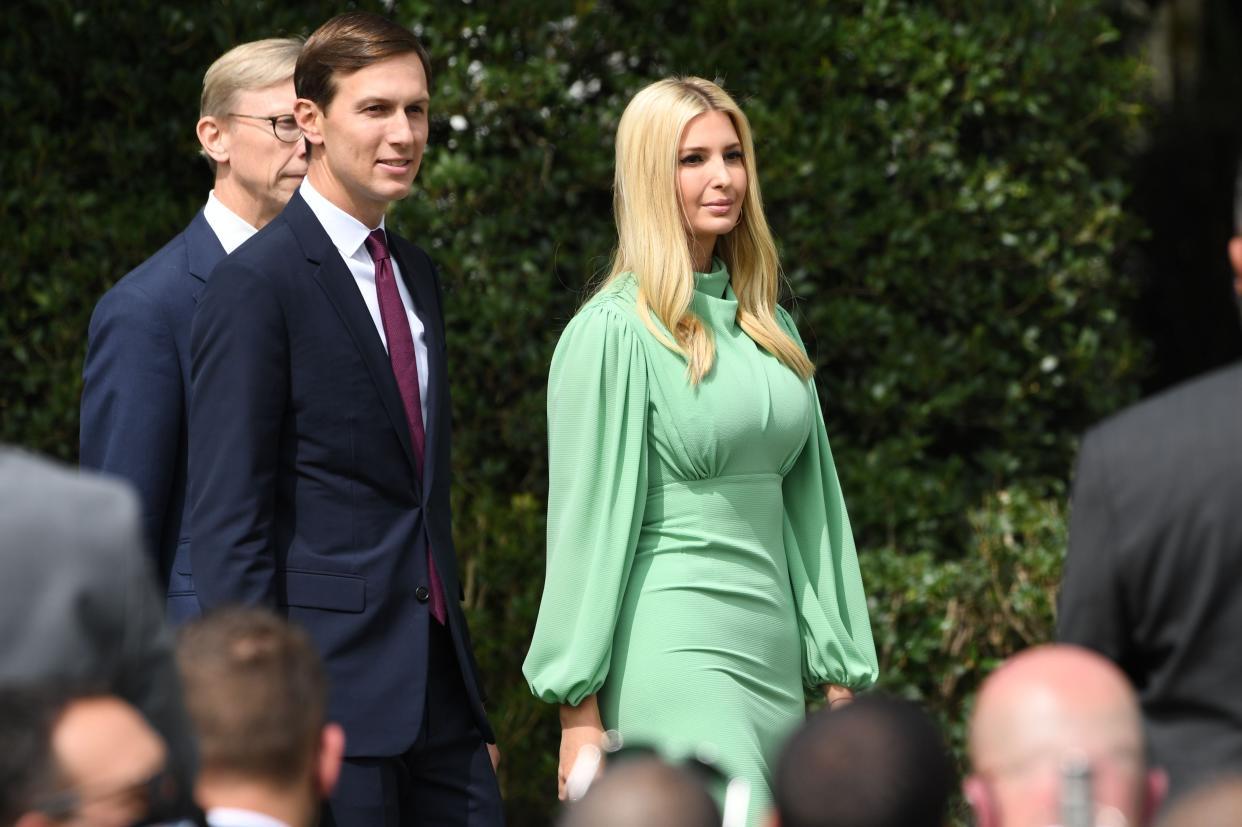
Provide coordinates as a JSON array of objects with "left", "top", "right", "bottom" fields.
[{"left": 1, "top": 2, "right": 1147, "bottom": 824}]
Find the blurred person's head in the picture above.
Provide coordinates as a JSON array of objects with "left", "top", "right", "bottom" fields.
[
  {"left": 769, "top": 694, "right": 954, "bottom": 827},
  {"left": 1, "top": 689, "right": 171, "bottom": 827},
  {"left": 0, "top": 687, "right": 61, "bottom": 827},
  {"left": 1228, "top": 157, "right": 1242, "bottom": 312},
  {"left": 605, "top": 76, "right": 814, "bottom": 386},
  {"left": 557, "top": 755, "right": 719, "bottom": 827},
  {"left": 1156, "top": 774, "right": 1242, "bottom": 827},
  {"left": 176, "top": 607, "right": 342, "bottom": 827},
  {"left": 965, "top": 645, "right": 1167, "bottom": 827},
  {"left": 293, "top": 11, "right": 431, "bottom": 227},
  {"left": 196, "top": 37, "right": 307, "bottom": 228}
]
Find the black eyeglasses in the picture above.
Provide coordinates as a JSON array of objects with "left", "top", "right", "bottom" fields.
[{"left": 227, "top": 112, "right": 301, "bottom": 143}]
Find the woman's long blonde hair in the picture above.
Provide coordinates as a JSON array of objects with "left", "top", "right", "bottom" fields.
[{"left": 603, "top": 76, "right": 814, "bottom": 384}]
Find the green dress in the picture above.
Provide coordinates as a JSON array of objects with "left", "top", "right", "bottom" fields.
[{"left": 523, "top": 261, "right": 879, "bottom": 825}]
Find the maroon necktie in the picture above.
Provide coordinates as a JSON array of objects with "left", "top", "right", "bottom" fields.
[{"left": 365, "top": 229, "right": 447, "bottom": 625}]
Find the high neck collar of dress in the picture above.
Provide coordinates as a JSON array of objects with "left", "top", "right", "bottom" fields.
[{"left": 694, "top": 258, "right": 730, "bottom": 299}]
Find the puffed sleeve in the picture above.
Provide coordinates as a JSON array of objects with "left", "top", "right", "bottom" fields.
[
  {"left": 523, "top": 299, "right": 650, "bottom": 705},
  {"left": 776, "top": 307, "right": 879, "bottom": 691}
]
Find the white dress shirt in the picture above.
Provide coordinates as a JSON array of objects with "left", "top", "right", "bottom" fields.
[
  {"left": 202, "top": 191, "right": 259, "bottom": 255},
  {"left": 205, "top": 807, "right": 291, "bottom": 827},
  {"left": 298, "top": 178, "right": 430, "bottom": 427}
]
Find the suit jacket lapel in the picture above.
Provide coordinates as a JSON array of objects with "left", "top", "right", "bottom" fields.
[
  {"left": 185, "top": 210, "right": 226, "bottom": 303},
  {"left": 390, "top": 236, "right": 445, "bottom": 500},
  {"left": 284, "top": 194, "right": 421, "bottom": 482}
]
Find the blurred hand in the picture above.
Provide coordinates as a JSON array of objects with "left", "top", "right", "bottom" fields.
[
  {"left": 824, "top": 684, "right": 854, "bottom": 707},
  {"left": 558, "top": 724, "right": 605, "bottom": 800},
  {"left": 487, "top": 742, "right": 501, "bottom": 772},
  {"left": 558, "top": 695, "right": 605, "bottom": 800}
]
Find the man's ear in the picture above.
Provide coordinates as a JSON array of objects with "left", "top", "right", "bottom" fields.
[
  {"left": 294, "top": 98, "right": 325, "bottom": 148},
  {"left": 315, "top": 722, "right": 346, "bottom": 799},
  {"left": 963, "top": 775, "right": 996, "bottom": 827},
  {"left": 1229, "top": 237, "right": 1242, "bottom": 297},
  {"left": 196, "top": 116, "right": 229, "bottom": 165},
  {"left": 1143, "top": 767, "right": 1169, "bottom": 824}
]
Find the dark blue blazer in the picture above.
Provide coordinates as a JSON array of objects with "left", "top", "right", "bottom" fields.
[
  {"left": 188, "top": 191, "right": 493, "bottom": 757},
  {"left": 80, "top": 210, "right": 220, "bottom": 625}
]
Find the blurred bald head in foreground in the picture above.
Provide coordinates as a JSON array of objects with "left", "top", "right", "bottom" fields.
[{"left": 965, "top": 645, "right": 1167, "bottom": 827}]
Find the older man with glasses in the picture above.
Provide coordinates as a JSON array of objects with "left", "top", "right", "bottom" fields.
[{"left": 81, "top": 37, "right": 306, "bottom": 625}]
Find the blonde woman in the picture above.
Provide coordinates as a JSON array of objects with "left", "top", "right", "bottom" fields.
[{"left": 523, "top": 77, "right": 879, "bottom": 824}]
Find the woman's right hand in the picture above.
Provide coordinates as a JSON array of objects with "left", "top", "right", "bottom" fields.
[
  {"left": 558, "top": 723, "right": 606, "bottom": 800},
  {"left": 558, "top": 695, "right": 605, "bottom": 800}
]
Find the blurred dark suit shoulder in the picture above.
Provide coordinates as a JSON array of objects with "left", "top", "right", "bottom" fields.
[{"left": 1059, "top": 359, "right": 1242, "bottom": 800}]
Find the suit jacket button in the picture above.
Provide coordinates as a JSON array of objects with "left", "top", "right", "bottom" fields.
[{"left": 415, "top": 585, "right": 430, "bottom": 602}]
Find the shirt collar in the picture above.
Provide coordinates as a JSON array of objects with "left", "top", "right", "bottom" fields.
[
  {"left": 206, "top": 807, "right": 292, "bottom": 827},
  {"left": 203, "top": 191, "right": 259, "bottom": 255},
  {"left": 299, "top": 178, "right": 385, "bottom": 261}
]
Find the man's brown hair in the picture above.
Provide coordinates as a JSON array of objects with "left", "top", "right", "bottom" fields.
[
  {"left": 176, "top": 608, "right": 327, "bottom": 787},
  {"left": 295, "top": 11, "right": 430, "bottom": 111}
]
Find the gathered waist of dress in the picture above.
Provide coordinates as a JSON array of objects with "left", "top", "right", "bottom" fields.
[{"left": 638, "top": 473, "right": 785, "bottom": 557}]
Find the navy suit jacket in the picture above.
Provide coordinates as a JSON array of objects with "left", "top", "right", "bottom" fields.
[
  {"left": 188, "top": 191, "right": 493, "bottom": 757},
  {"left": 80, "top": 210, "right": 221, "bottom": 624}
]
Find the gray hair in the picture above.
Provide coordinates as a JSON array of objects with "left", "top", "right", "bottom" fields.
[
  {"left": 200, "top": 37, "right": 302, "bottom": 118},
  {"left": 199, "top": 38, "right": 302, "bottom": 171}
]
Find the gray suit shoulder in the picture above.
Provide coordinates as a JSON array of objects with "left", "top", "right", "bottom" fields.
[
  {"left": 0, "top": 446, "right": 143, "bottom": 565},
  {"left": 0, "top": 447, "right": 148, "bottom": 679},
  {"left": 0, "top": 446, "right": 196, "bottom": 791},
  {"left": 1085, "top": 359, "right": 1242, "bottom": 450},
  {"left": 1078, "top": 359, "right": 1242, "bottom": 515}
]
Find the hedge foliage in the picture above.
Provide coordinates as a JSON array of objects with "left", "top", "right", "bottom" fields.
[{"left": 2, "top": 1, "right": 1147, "bottom": 824}]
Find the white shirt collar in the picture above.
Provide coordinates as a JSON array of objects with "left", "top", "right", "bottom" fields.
[
  {"left": 298, "top": 178, "right": 386, "bottom": 261},
  {"left": 205, "top": 807, "right": 292, "bottom": 827},
  {"left": 202, "top": 191, "right": 259, "bottom": 255}
]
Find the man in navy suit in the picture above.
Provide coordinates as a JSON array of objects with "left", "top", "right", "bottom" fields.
[
  {"left": 189, "top": 12, "right": 502, "bottom": 826},
  {"left": 80, "top": 37, "right": 306, "bottom": 623}
]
